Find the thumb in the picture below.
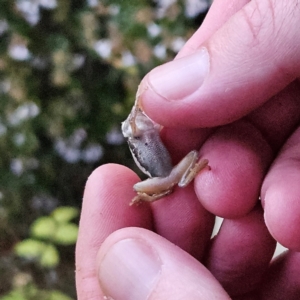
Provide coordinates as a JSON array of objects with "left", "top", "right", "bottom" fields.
[
  {"left": 140, "top": 0, "right": 300, "bottom": 128},
  {"left": 97, "top": 227, "right": 229, "bottom": 300}
]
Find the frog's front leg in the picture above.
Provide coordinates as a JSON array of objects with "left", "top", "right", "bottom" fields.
[{"left": 130, "top": 150, "right": 209, "bottom": 205}]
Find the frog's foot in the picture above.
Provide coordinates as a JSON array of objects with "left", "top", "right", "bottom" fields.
[
  {"left": 130, "top": 189, "right": 173, "bottom": 206},
  {"left": 178, "top": 157, "right": 209, "bottom": 188}
]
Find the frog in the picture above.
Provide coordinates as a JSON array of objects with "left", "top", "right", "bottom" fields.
[{"left": 121, "top": 89, "right": 209, "bottom": 205}]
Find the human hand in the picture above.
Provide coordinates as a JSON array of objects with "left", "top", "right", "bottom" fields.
[
  {"left": 140, "top": 0, "right": 300, "bottom": 249},
  {"left": 75, "top": 165, "right": 298, "bottom": 299},
  {"left": 76, "top": 0, "right": 300, "bottom": 299},
  {"left": 75, "top": 165, "right": 231, "bottom": 299}
]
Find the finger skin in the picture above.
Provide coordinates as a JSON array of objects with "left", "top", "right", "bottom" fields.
[
  {"left": 248, "top": 80, "right": 300, "bottom": 151},
  {"left": 232, "top": 292, "right": 259, "bottom": 300},
  {"left": 259, "top": 251, "right": 300, "bottom": 300},
  {"left": 195, "top": 120, "right": 273, "bottom": 218},
  {"left": 177, "top": 0, "right": 250, "bottom": 58},
  {"left": 97, "top": 227, "right": 231, "bottom": 300},
  {"left": 262, "top": 126, "right": 300, "bottom": 251},
  {"left": 153, "top": 127, "right": 215, "bottom": 260},
  {"left": 205, "top": 205, "right": 276, "bottom": 297},
  {"left": 161, "top": 127, "right": 212, "bottom": 163},
  {"left": 75, "top": 164, "right": 152, "bottom": 300},
  {"left": 151, "top": 183, "right": 215, "bottom": 261},
  {"left": 141, "top": 1, "right": 300, "bottom": 128}
]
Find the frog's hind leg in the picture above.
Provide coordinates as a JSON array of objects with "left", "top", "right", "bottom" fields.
[
  {"left": 178, "top": 152, "right": 209, "bottom": 188},
  {"left": 130, "top": 190, "right": 173, "bottom": 206}
]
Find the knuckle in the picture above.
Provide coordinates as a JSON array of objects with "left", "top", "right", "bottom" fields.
[
  {"left": 238, "top": 0, "right": 300, "bottom": 69},
  {"left": 240, "top": 0, "right": 277, "bottom": 47}
]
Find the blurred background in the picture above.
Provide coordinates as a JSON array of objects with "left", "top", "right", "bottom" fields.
[{"left": 0, "top": 0, "right": 211, "bottom": 298}]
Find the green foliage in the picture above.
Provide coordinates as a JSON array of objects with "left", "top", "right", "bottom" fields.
[
  {"left": 53, "top": 223, "right": 78, "bottom": 246},
  {"left": 15, "top": 239, "right": 46, "bottom": 259},
  {"left": 51, "top": 206, "right": 79, "bottom": 223},
  {"left": 0, "top": 283, "right": 74, "bottom": 300},
  {"left": 39, "top": 244, "right": 59, "bottom": 268},
  {"left": 30, "top": 217, "right": 57, "bottom": 240},
  {"left": 0, "top": 0, "right": 209, "bottom": 298},
  {"left": 15, "top": 240, "right": 59, "bottom": 268},
  {"left": 15, "top": 206, "right": 78, "bottom": 268}
]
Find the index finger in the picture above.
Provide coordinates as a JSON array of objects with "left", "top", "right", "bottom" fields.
[{"left": 75, "top": 164, "right": 152, "bottom": 299}]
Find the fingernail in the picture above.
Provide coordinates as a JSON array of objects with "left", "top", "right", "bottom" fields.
[
  {"left": 147, "top": 47, "right": 209, "bottom": 101},
  {"left": 99, "top": 238, "right": 162, "bottom": 300}
]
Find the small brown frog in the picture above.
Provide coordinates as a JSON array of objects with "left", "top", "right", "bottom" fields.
[{"left": 121, "top": 89, "right": 209, "bottom": 205}]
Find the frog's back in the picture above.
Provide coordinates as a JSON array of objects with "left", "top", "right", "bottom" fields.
[{"left": 128, "top": 131, "right": 173, "bottom": 178}]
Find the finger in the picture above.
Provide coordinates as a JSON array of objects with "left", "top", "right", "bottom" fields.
[
  {"left": 161, "top": 81, "right": 300, "bottom": 219},
  {"left": 149, "top": 126, "right": 214, "bottom": 260},
  {"left": 232, "top": 292, "right": 259, "bottom": 300},
  {"left": 205, "top": 205, "right": 276, "bottom": 297},
  {"left": 151, "top": 183, "right": 215, "bottom": 261},
  {"left": 195, "top": 120, "right": 273, "bottom": 218},
  {"left": 156, "top": 84, "right": 300, "bottom": 260},
  {"left": 247, "top": 80, "right": 300, "bottom": 151},
  {"left": 261, "top": 126, "right": 300, "bottom": 251},
  {"left": 140, "top": 1, "right": 300, "bottom": 128},
  {"left": 161, "top": 127, "right": 212, "bottom": 163},
  {"left": 177, "top": 0, "right": 250, "bottom": 58},
  {"left": 97, "top": 227, "right": 230, "bottom": 300},
  {"left": 75, "top": 164, "right": 152, "bottom": 300},
  {"left": 259, "top": 251, "right": 300, "bottom": 300}
]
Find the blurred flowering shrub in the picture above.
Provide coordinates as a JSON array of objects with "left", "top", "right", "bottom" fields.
[{"left": 0, "top": 0, "right": 209, "bottom": 298}]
